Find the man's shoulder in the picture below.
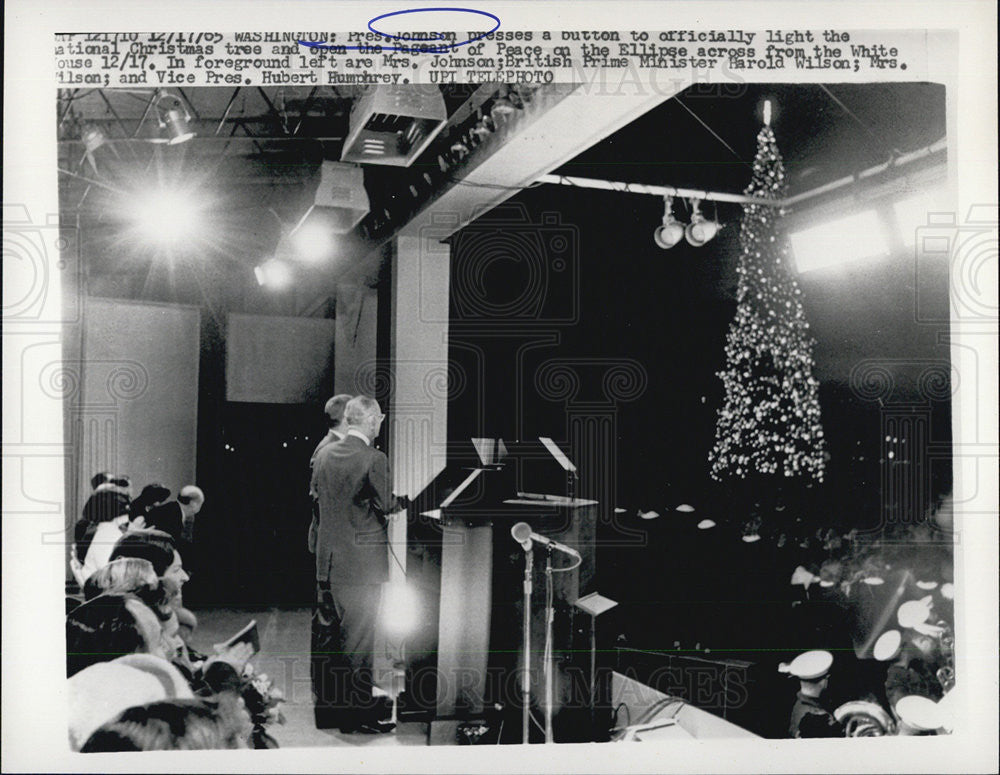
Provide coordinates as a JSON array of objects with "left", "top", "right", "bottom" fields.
[{"left": 313, "top": 434, "right": 373, "bottom": 467}]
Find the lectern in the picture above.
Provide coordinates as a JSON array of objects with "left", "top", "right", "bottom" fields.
[{"left": 403, "top": 438, "right": 598, "bottom": 740}]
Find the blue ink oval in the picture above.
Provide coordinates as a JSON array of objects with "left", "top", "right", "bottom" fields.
[
  {"left": 369, "top": 7, "right": 500, "bottom": 47},
  {"left": 299, "top": 7, "right": 500, "bottom": 53}
]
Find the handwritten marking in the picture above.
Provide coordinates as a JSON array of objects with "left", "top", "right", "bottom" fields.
[{"left": 298, "top": 7, "right": 501, "bottom": 53}]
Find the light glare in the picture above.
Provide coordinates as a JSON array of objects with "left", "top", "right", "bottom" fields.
[
  {"left": 127, "top": 187, "right": 205, "bottom": 246},
  {"left": 789, "top": 209, "right": 889, "bottom": 273},
  {"left": 292, "top": 219, "right": 334, "bottom": 262}
]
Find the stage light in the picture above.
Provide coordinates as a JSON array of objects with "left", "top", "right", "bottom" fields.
[
  {"left": 290, "top": 219, "right": 334, "bottom": 262},
  {"left": 685, "top": 200, "right": 721, "bottom": 246},
  {"left": 254, "top": 258, "right": 292, "bottom": 289},
  {"left": 653, "top": 196, "right": 685, "bottom": 249},
  {"left": 126, "top": 186, "right": 205, "bottom": 246},
  {"left": 381, "top": 582, "right": 420, "bottom": 637},
  {"left": 471, "top": 113, "right": 496, "bottom": 141},
  {"left": 450, "top": 136, "right": 470, "bottom": 158},
  {"left": 82, "top": 125, "right": 108, "bottom": 155},
  {"left": 155, "top": 93, "right": 196, "bottom": 145},
  {"left": 490, "top": 89, "right": 520, "bottom": 120},
  {"left": 163, "top": 108, "right": 195, "bottom": 145},
  {"left": 306, "top": 161, "right": 371, "bottom": 234},
  {"left": 82, "top": 125, "right": 114, "bottom": 174},
  {"left": 341, "top": 84, "right": 447, "bottom": 167}
]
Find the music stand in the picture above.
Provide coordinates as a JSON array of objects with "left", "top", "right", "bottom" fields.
[{"left": 573, "top": 591, "right": 618, "bottom": 739}]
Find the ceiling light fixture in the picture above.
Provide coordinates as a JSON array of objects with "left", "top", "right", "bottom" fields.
[
  {"left": 653, "top": 195, "right": 685, "bottom": 249},
  {"left": 340, "top": 85, "right": 448, "bottom": 167},
  {"left": 156, "top": 93, "right": 196, "bottom": 145},
  {"left": 685, "top": 199, "right": 721, "bottom": 246},
  {"left": 490, "top": 87, "right": 522, "bottom": 121}
]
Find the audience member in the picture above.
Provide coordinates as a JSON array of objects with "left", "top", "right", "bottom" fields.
[
  {"left": 80, "top": 697, "right": 251, "bottom": 752},
  {"left": 129, "top": 483, "right": 171, "bottom": 522},
  {"left": 75, "top": 489, "right": 131, "bottom": 568},
  {"left": 83, "top": 558, "right": 159, "bottom": 601},
  {"left": 109, "top": 529, "right": 198, "bottom": 639},
  {"left": 885, "top": 632, "right": 945, "bottom": 707},
  {"left": 66, "top": 594, "right": 167, "bottom": 677},
  {"left": 68, "top": 653, "right": 196, "bottom": 751},
  {"left": 146, "top": 485, "right": 205, "bottom": 545}
]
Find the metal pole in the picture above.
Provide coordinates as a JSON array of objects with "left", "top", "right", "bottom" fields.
[
  {"left": 589, "top": 614, "right": 597, "bottom": 739},
  {"left": 521, "top": 548, "right": 533, "bottom": 744},
  {"left": 544, "top": 547, "right": 555, "bottom": 744}
]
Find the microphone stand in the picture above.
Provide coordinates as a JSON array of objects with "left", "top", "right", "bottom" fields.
[
  {"left": 521, "top": 545, "right": 533, "bottom": 744},
  {"left": 544, "top": 545, "right": 555, "bottom": 744}
]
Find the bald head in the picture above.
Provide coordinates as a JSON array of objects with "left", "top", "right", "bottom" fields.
[{"left": 344, "top": 395, "right": 385, "bottom": 440}]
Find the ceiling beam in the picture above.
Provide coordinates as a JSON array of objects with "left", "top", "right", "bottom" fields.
[
  {"left": 330, "top": 81, "right": 684, "bottom": 290},
  {"left": 399, "top": 83, "right": 684, "bottom": 239}
]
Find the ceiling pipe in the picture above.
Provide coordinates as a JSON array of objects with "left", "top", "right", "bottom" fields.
[
  {"left": 536, "top": 136, "right": 947, "bottom": 209},
  {"left": 536, "top": 173, "right": 777, "bottom": 206}
]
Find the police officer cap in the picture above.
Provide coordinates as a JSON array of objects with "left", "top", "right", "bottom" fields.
[
  {"left": 897, "top": 596, "right": 933, "bottom": 629},
  {"left": 873, "top": 629, "right": 903, "bottom": 661},
  {"left": 894, "top": 695, "right": 944, "bottom": 732},
  {"left": 779, "top": 650, "right": 833, "bottom": 680}
]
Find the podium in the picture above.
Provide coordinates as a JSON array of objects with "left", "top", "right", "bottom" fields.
[{"left": 403, "top": 438, "right": 599, "bottom": 740}]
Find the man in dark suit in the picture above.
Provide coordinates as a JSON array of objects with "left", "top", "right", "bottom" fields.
[
  {"left": 309, "top": 395, "right": 408, "bottom": 733},
  {"left": 307, "top": 394, "right": 352, "bottom": 554},
  {"left": 146, "top": 485, "right": 204, "bottom": 546}
]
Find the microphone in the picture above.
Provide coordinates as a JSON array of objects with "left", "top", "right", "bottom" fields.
[{"left": 510, "top": 522, "right": 581, "bottom": 559}]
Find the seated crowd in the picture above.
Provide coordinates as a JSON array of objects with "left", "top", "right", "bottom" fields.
[
  {"left": 616, "top": 490, "right": 957, "bottom": 737},
  {"left": 66, "top": 473, "right": 278, "bottom": 752}
]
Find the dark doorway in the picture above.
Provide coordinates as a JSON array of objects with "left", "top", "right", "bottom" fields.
[{"left": 192, "top": 402, "right": 320, "bottom": 609}]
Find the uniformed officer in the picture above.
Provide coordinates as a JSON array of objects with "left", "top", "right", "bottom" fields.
[{"left": 781, "top": 650, "right": 844, "bottom": 738}]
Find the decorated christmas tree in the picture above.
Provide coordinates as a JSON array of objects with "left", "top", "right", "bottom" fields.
[{"left": 708, "top": 119, "right": 826, "bottom": 482}]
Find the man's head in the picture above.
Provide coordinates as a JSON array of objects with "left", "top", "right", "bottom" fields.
[
  {"left": 781, "top": 649, "right": 833, "bottom": 698},
  {"left": 324, "top": 394, "right": 353, "bottom": 431},
  {"left": 177, "top": 485, "right": 205, "bottom": 518},
  {"left": 799, "top": 673, "right": 830, "bottom": 698},
  {"left": 344, "top": 395, "right": 385, "bottom": 441}
]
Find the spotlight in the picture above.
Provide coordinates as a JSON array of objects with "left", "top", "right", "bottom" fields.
[
  {"left": 254, "top": 258, "right": 293, "bottom": 289},
  {"left": 340, "top": 84, "right": 447, "bottom": 167},
  {"left": 82, "top": 125, "right": 108, "bottom": 155},
  {"left": 82, "top": 125, "right": 114, "bottom": 174},
  {"left": 470, "top": 112, "right": 495, "bottom": 141},
  {"left": 685, "top": 200, "right": 721, "bottom": 246},
  {"left": 163, "top": 108, "right": 195, "bottom": 144},
  {"left": 653, "top": 196, "right": 685, "bottom": 249},
  {"left": 490, "top": 87, "right": 522, "bottom": 121},
  {"left": 126, "top": 186, "right": 205, "bottom": 246},
  {"left": 155, "top": 94, "right": 196, "bottom": 145},
  {"left": 290, "top": 219, "right": 334, "bottom": 262}
]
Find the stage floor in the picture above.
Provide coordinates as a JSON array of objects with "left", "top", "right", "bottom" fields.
[{"left": 192, "top": 606, "right": 430, "bottom": 748}]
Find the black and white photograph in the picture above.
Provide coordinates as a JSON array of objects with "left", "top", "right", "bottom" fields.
[{"left": 3, "top": 3, "right": 997, "bottom": 773}]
